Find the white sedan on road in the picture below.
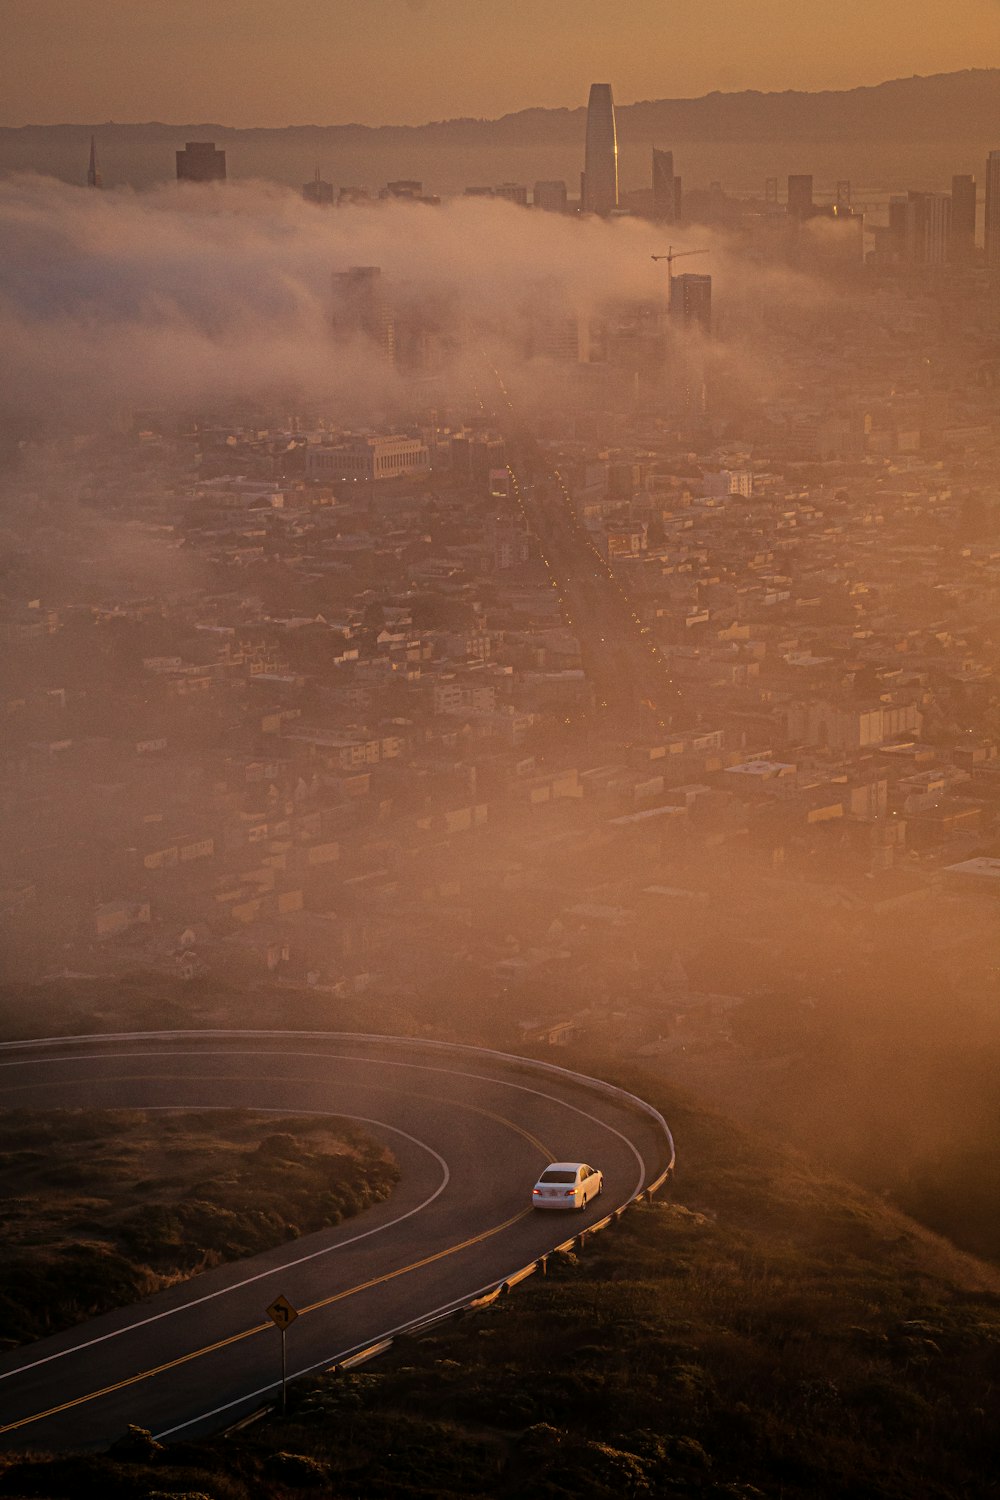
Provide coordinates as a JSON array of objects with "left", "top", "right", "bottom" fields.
[{"left": 531, "top": 1161, "right": 603, "bottom": 1211}]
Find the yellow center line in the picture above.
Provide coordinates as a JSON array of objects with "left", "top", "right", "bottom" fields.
[
  {"left": 299, "top": 1205, "right": 532, "bottom": 1318},
  {"left": 0, "top": 1322, "right": 273, "bottom": 1436},
  {"left": 0, "top": 1085, "right": 552, "bottom": 1437},
  {"left": 0, "top": 1204, "right": 533, "bottom": 1436}
]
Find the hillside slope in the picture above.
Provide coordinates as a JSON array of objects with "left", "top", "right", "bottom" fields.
[
  {"left": 3, "top": 69, "right": 997, "bottom": 146},
  {"left": 2, "top": 1071, "right": 998, "bottom": 1498}
]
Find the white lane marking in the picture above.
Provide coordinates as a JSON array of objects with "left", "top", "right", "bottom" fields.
[
  {"left": 0, "top": 1113, "right": 449, "bottom": 1386},
  {"left": 0, "top": 1047, "right": 649, "bottom": 1200},
  {"left": 0, "top": 1042, "right": 651, "bottom": 1430},
  {"left": 155, "top": 1271, "right": 537, "bottom": 1438},
  {"left": 0, "top": 1029, "right": 674, "bottom": 1174}
]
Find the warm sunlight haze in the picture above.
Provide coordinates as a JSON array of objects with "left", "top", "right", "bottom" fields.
[
  {"left": 0, "top": 0, "right": 997, "bottom": 124},
  {"left": 1, "top": 5, "right": 1000, "bottom": 1498}
]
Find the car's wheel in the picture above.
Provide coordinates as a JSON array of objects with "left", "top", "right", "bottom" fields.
[
  {"left": 579, "top": 1193, "right": 587, "bottom": 1211},
  {"left": 598, "top": 1178, "right": 603, "bottom": 1196}
]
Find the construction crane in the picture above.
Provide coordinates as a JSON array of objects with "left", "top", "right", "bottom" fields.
[{"left": 651, "top": 245, "right": 709, "bottom": 309}]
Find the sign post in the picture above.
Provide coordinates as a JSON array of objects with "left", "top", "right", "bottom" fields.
[{"left": 265, "top": 1294, "right": 299, "bottom": 1415}]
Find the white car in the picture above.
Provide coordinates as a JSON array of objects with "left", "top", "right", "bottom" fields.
[{"left": 531, "top": 1161, "right": 603, "bottom": 1211}]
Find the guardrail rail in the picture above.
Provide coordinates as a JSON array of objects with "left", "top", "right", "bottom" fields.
[{"left": 0, "top": 1029, "right": 675, "bottom": 1434}]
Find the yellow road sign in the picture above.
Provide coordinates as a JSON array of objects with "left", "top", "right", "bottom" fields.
[{"left": 266, "top": 1295, "right": 298, "bottom": 1328}]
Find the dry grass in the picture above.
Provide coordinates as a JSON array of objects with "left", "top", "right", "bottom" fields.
[{"left": 0, "top": 1109, "right": 398, "bottom": 1348}]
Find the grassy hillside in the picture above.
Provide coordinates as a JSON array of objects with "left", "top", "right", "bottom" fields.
[
  {"left": 0, "top": 1109, "right": 398, "bottom": 1348},
  {"left": 2, "top": 1080, "right": 998, "bottom": 1498}
]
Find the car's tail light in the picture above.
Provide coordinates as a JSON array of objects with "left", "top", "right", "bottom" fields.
[{"left": 564, "top": 1189, "right": 576, "bottom": 1196}]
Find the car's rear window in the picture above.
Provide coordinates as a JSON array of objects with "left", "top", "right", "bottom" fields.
[{"left": 539, "top": 1169, "right": 577, "bottom": 1183}]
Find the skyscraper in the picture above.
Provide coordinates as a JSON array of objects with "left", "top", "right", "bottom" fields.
[
  {"left": 885, "top": 192, "right": 953, "bottom": 266},
  {"left": 984, "top": 152, "right": 1000, "bottom": 268},
  {"left": 787, "top": 175, "right": 814, "bottom": 220},
  {"left": 303, "top": 167, "right": 335, "bottom": 205},
  {"left": 886, "top": 196, "right": 909, "bottom": 263},
  {"left": 332, "top": 266, "right": 395, "bottom": 365},
  {"left": 581, "top": 84, "right": 618, "bottom": 216},
  {"left": 176, "top": 141, "right": 227, "bottom": 183},
  {"left": 495, "top": 182, "right": 528, "bottom": 205},
  {"left": 87, "top": 135, "right": 102, "bottom": 189},
  {"left": 533, "top": 180, "right": 568, "bottom": 212},
  {"left": 950, "top": 175, "right": 976, "bottom": 263},
  {"left": 912, "top": 192, "right": 952, "bottom": 265},
  {"left": 669, "top": 274, "right": 712, "bottom": 336},
  {"left": 652, "top": 149, "right": 678, "bottom": 221}
]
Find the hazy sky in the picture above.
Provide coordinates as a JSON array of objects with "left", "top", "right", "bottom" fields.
[{"left": 1, "top": 0, "right": 998, "bottom": 126}]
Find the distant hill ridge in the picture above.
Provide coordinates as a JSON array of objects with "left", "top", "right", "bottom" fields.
[{"left": 4, "top": 69, "right": 999, "bottom": 145}]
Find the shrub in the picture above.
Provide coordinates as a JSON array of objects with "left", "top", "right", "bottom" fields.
[{"left": 261, "top": 1451, "right": 329, "bottom": 1487}]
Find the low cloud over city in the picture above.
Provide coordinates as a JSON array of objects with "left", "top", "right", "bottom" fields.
[
  {"left": 0, "top": 172, "right": 829, "bottom": 440},
  {"left": 4, "top": 19, "right": 1000, "bottom": 1491}
]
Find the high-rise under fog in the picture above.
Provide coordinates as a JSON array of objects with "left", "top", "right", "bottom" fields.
[
  {"left": 176, "top": 141, "right": 227, "bottom": 183},
  {"left": 985, "top": 150, "right": 1000, "bottom": 269},
  {"left": 581, "top": 83, "right": 618, "bottom": 217}
]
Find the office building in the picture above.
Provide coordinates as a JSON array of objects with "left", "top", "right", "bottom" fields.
[
  {"left": 487, "top": 513, "right": 531, "bottom": 570},
  {"left": 332, "top": 266, "right": 395, "bottom": 365},
  {"left": 886, "top": 195, "right": 910, "bottom": 262},
  {"left": 581, "top": 83, "right": 618, "bottom": 216},
  {"left": 652, "top": 149, "right": 678, "bottom": 221},
  {"left": 787, "top": 175, "right": 814, "bottom": 220},
  {"left": 381, "top": 180, "right": 439, "bottom": 206},
  {"left": 531, "top": 313, "right": 581, "bottom": 363},
  {"left": 495, "top": 182, "right": 528, "bottom": 206},
  {"left": 533, "top": 180, "right": 568, "bottom": 212},
  {"left": 986, "top": 151, "right": 1000, "bottom": 269},
  {"left": 917, "top": 193, "right": 952, "bottom": 265},
  {"left": 87, "top": 135, "right": 102, "bottom": 189},
  {"left": 819, "top": 206, "right": 866, "bottom": 267},
  {"left": 176, "top": 141, "right": 226, "bottom": 183},
  {"left": 950, "top": 175, "right": 976, "bottom": 263},
  {"left": 305, "top": 433, "right": 428, "bottom": 482},
  {"left": 303, "top": 168, "right": 335, "bottom": 206},
  {"left": 891, "top": 192, "right": 953, "bottom": 265},
  {"left": 669, "top": 274, "right": 712, "bottom": 336}
]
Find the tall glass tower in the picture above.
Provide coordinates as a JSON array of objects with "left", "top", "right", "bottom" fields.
[
  {"left": 581, "top": 83, "right": 618, "bottom": 216},
  {"left": 985, "top": 151, "right": 1000, "bottom": 268}
]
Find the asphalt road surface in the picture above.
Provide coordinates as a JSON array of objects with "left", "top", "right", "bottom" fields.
[{"left": 0, "top": 1031, "right": 673, "bottom": 1451}]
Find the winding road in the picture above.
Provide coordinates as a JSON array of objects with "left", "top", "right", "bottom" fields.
[{"left": 0, "top": 1031, "right": 673, "bottom": 1452}]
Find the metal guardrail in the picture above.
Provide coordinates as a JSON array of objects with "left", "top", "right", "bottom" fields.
[
  {"left": 2, "top": 1029, "right": 675, "bottom": 1429},
  {"left": 308, "top": 1168, "right": 670, "bottom": 1388},
  {"left": 0, "top": 1027, "right": 676, "bottom": 1182}
]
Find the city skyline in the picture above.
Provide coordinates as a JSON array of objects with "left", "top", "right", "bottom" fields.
[
  {"left": 0, "top": 0, "right": 998, "bottom": 127},
  {"left": 5, "top": 2, "right": 1000, "bottom": 1486}
]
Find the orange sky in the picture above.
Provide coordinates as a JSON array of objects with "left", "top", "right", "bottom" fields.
[{"left": 1, "top": 0, "right": 998, "bottom": 126}]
